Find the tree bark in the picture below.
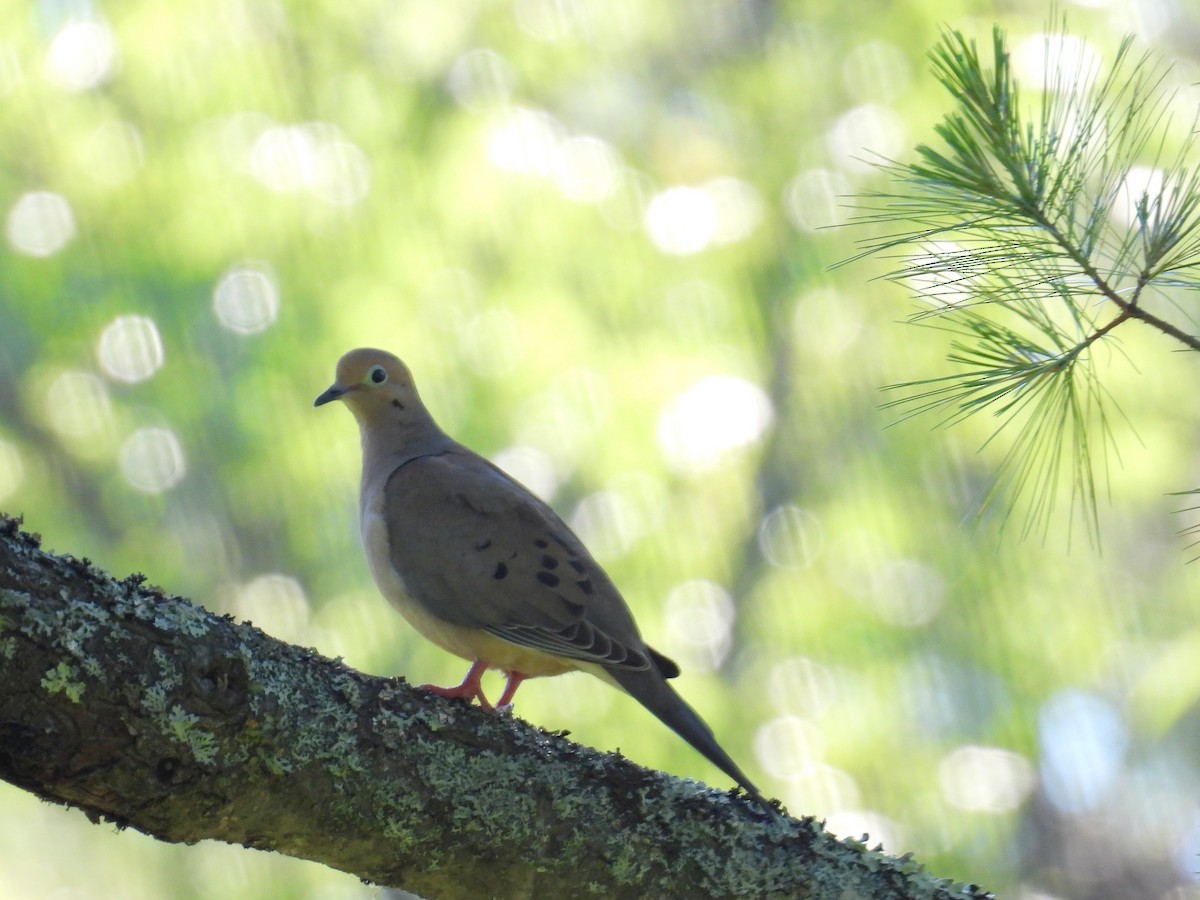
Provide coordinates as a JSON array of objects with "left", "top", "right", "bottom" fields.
[{"left": 0, "top": 514, "right": 990, "bottom": 899}]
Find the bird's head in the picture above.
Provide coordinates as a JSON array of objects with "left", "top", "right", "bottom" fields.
[{"left": 314, "top": 348, "right": 424, "bottom": 426}]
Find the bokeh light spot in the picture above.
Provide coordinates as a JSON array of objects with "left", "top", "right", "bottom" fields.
[
  {"left": 376, "top": 0, "right": 479, "bottom": 80},
  {"left": 657, "top": 375, "right": 773, "bottom": 472},
  {"left": 83, "top": 120, "right": 144, "bottom": 186},
  {"left": 832, "top": 533, "right": 947, "bottom": 630},
  {"left": 209, "top": 111, "right": 273, "bottom": 171},
  {"left": 118, "top": 427, "right": 186, "bottom": 493},
  {"left": 906, "top": 241, "right": 976, "bottom": 307},
  {"left": 1114, "top": 165, "right": 1164, "bottom": 228},
  {"left": 5, "top": 191, "right": 75, "bottom": 257},
  {"left": 863, "top": 558, "right": 945, "bottom": 628},
  {"left": 778, "top": 764, "right": 862, "bottom": 819},
  {"left": 214, "top": 263, "right": 280, "bottom": 335},
  {"left": 1014, "top": 33, "right": 1102, "bottom": 92},
  {"left": 784, "top": 169, "right": 851, "bottom": 232},
  {"left": 460, "top": 307, "right": 522, "bottom": 377},
  {"left": 44, "top": 371, "right": 113, "bottom": 440},
  {"left": 310, "top": 138, "right": 372, "bottom": 206},
  {"left": 0, "top": 439, "right": 24, "bottom": 503},
  {"left": 663, "top": 579, "right": 735, "bottom": 672},
  {"left": 842, "top": 40, "right": 911, "bottom": 103},
  {"left": 826, "top": 104, "right": 906, "bottom": 174},
  {"left": 514, "top": 0, "right": 575, "bottom": 41},
  {"left": 663, "top": 279, "right": 731, "bottom": 339},
  {"left": 540, "top": 666, "right": 615, "bottom": 723},
  {"left": 644, "top": 186, "right": 717, "bottom": 255},
  {"left": 1039, "top": 689, "right": 1128, "bottom": 814},
  {"left": 231, "top": 574, "right": 310, "bottom": 646},
  {"left": 568, "top": 489, "right": 641, "bottom": 561},
  {"left": 247, "top": 122, "right": 370, "bottom": 206},
  {"left": 490, "top": 445, "right": 560, "bottom": 502},
  {"left": 45, "top": 18, "right": 117, "bottom": 91},
  {"left": 487, "top": 107, "right": 564, "bottom": 176},
  {"left": 754, "top": 715, "right": 824, "bottom": 779},
  {"left": 793, "top": 288, "right": 864, "bottom": 359},
  {"left": 447, "top": 48, "right": 515, "bottom": 109},
  {"left": 767, "top": 656, "right": 838, "bottom": 719},
  {"left": 758, "top": 505, "right": 824, "bottom": 569},
  {"left": 486, "top": 108, "right": 623, "bottom": 205},
  {"left": 249, "top": 124, "right": 319, "bottom": 193},
  {"left": 514, "top": 368, "right": 611, "bottom": 463},
  {"left": 552, "top": 135, "right": 620, "bottom": 203},
  {"left": 705, "top": 177, "right": 763, "bottom": 245},
  {"left": 938, "top": 745, "right": 1036, "bottom": 813},
  {"left": 96, "top": 315, "right": 164, "bottom": 383}
]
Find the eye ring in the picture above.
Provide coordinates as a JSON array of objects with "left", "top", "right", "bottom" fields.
[{"left": 368, "top": 365, "right": 387, "bottom": 385}]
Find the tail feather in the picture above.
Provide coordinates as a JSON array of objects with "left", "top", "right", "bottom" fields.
[
  {"left": 647, "top": 646, "right": 680, "bottom": 679},
  {"left": 608, "top": 666, "right": 774, "bottom": 813}
]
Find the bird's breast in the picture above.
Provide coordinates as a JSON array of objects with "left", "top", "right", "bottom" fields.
[{"left": 360, "top": 489, "right": 415, "bottom": 613}]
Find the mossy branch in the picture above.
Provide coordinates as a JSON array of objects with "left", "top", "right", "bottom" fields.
[{"left": 0, "top": 514, "right": 989, "bottom": 899}]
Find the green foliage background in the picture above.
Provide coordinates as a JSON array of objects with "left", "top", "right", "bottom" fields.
[{"left": 1, "top": 1, "right": 1198, "bottom": 897}]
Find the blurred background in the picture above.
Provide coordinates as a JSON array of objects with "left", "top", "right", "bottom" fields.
[{"left": 1, "top": 0, "right": 1199, "bottom": 897}]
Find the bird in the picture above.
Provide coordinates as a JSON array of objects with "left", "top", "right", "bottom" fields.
[{"left": 315, "top": 347, "right": 773, "bottom": 812}]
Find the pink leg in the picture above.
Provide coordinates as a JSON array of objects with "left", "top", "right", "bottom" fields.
[
  {"left": 420, "top": 659, "right": 495, "bottom": 712},
  {"left": 494, "top": 671, "right": 527, "bottom": 711}
]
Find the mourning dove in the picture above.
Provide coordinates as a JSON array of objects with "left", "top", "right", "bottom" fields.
[{"left": 316, "top": 347, "right": 770, "bottom": 809}]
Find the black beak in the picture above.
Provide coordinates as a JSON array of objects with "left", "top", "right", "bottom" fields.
[{"left": 313, "top": 384, "right": 345, "bottom": 407}]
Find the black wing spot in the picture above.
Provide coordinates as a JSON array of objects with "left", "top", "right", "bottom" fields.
[
  {"left": 541, "top": 554, "right": 558, "bottom": 569},
  {"left": 533, "top": 538, "right": 549, "bottom": 548},
  {"left": 536, "top": 571, "right": 560, "bottom": 587},
  {"left": 568, "top": 559, "right": 585, "bottom": 573},
  {"left": 493, "top": 562, "right": 509, "bottom": 579},
  {"left": 576, "top": 578, "right": 594, "bottom": 595}
]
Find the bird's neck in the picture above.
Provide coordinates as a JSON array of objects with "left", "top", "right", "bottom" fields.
[{"left": 357, "top": 412, "right": 452, "bottom": 495}]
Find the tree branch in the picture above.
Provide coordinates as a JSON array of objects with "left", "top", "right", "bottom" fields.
[
  {"left": 0, "top": 514, "right": 990, "bottom": 899},
  {"left": 1035, "top": 212, "right": 1200, "bottom": 353}
]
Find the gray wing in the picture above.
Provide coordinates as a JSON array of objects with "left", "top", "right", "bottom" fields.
[{"left": 382, "top": 448, "right": 666, "bottom": 673}]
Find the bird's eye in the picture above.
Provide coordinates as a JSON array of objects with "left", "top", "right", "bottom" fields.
[{"left": 368, "top": 365, "right": 387, "bottom": 385}]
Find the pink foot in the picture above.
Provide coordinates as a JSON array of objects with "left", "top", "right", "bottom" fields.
[
  {"left": 420, "top": 662, "right": 531, "bottom": 715},
  {"left": 494, "top": 671, "right": 528, "bottom": 713},
  {"left": 420, "top": 659, "right": 495, "bottom": 711}
]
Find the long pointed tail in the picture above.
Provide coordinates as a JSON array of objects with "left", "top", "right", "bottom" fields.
[{"left": 608, "top": 666, "right": 774, "bottom": 812}]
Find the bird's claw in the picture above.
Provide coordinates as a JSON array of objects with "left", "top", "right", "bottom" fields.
[{"left": 419, "top": 681, "right": 494, "bottom": 712}]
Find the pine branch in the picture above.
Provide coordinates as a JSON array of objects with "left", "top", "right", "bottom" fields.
[{"left": 846, "top": 22, "right": 1200, "bottom": 535}]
